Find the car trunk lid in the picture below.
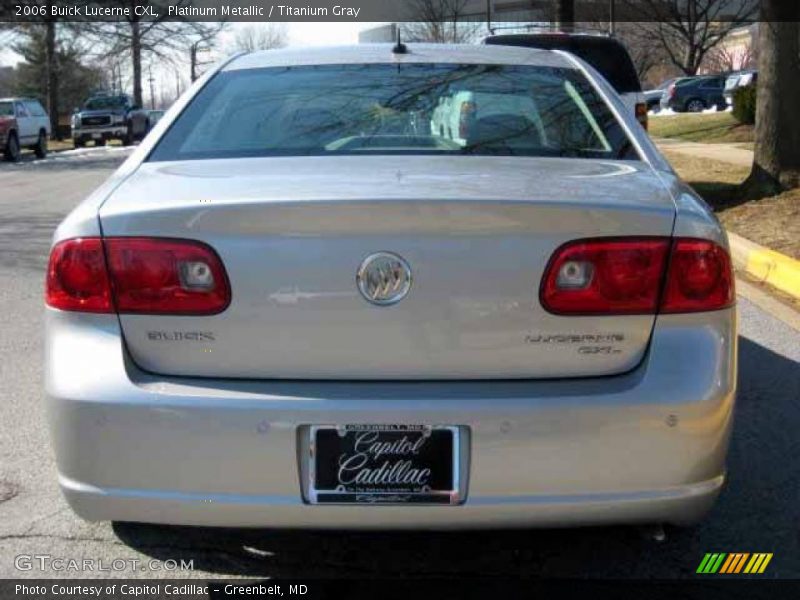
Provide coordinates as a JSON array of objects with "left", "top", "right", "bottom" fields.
[{"left": 99, "top": 155, "right": 675, "bottom": 379}]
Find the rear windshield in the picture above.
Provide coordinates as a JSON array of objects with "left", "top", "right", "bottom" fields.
[
  {"left": 84, "top": 96, "right": 126, "bottom": 110},
  {"left": 0, "top": 102, "right": 13, "bottom": 117},
  {"left": 148, "top": 63, "right": 637, "bottom": 162},
  {"left": 484, "top": 36, "right": 642, "bottom": 94}
]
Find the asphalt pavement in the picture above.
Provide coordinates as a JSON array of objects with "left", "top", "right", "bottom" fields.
[{"left": 0, "top": 147, "right": 798, "bottom": 579}]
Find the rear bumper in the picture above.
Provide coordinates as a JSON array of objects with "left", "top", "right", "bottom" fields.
[{"left": 45, "top": 308, "right": 737, "bottom": 528}]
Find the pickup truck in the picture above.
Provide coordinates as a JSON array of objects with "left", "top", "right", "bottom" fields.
[
  {"left": 0, "top": 97, "right": 51, "bottom": 161},
  {"left": 71, "top": 94, "right": 149, "bottom": 147}
]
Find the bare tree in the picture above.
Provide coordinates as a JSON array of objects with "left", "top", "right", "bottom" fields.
[
  {"left": 229, "top": 24, "right": 288, "bottom": 53},
  {"left": 614, "top": 22, "right": 674, "bottom": 84},
  {"left": 556, "top": 0, "right": 575, "bottom": 29},
  {"left": 620, "top": 0, "right": 759, "bottom": 75},
  {"left": 88, "top": 1, "right": 225, "bottom": 106},
  {"left": 0, "top": 2, "right": 92, "bottom": 138},
  {"left": 704, "top": 36, "right": 755, "bottom": 73},
  {"left": 403, "top": 0, "right": 483, "bottom": 43},
  {"left": 188, "top": 22, "right": 227, "bottom": 82},
  {"left": 744, "top": 11, "right": 800, "bottom": 196}
]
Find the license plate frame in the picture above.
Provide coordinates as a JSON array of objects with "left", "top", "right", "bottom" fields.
[{"left": 308, "top": 424, "right": 460, "bottom": 505}]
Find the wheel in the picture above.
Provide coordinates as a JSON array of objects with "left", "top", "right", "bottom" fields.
[
  {"left": 73, "top": 137, "right": 85, "bottom": 148},
  {"left": 3, "top": 132, "right": 20, "bottom": 162},
  {"left": 122, "top": 124, "right": 133, "bottom": 146},
  {"left": 34, "top": 130, "right": 47, "bottom": 158},
  {"left": 686, "top": 99, "right": 706, "bottom": 113},
  {"left": 95, "top": 138, "right": 106, "bottom": 147}
]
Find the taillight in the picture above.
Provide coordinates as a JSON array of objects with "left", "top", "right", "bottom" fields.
[
  {"left": 46, "top": 238, "right": 113, "bottom": 313},
  {"left": 540, "top": 237, "right": 734, "bottom": 315},
  {"left": 667, "top": 84, "right": 676, "bottom": 99},
  {"left": 661, "top": 239, "right": 734, "bottom": 313},
  {"left": 540, "top": 238, "right": 670, "bottom": 315},
  {"left": 635, "top": 102, "right": 648, "bottom": 130},
  {"left": 459, "top": 101, "right": 476, "bottom": 139},
  {"left": 46, "top": 237, "right": 230, "bottom": 315}
]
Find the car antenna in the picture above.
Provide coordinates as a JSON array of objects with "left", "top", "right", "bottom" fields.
[{"left": 392, "top": 29, "right": 407, "bottom": 54}]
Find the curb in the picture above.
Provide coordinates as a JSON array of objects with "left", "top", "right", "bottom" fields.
[{"left": 727, "top": 231, "right": 800, "bottom": 301}]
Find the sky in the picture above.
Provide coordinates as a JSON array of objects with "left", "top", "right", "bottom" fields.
[
  {"left": 0, "top": 22, "right": 386, "bottom": 104},
  {"left": 0, "top": 22, "right": 383, "bottom": 66}
]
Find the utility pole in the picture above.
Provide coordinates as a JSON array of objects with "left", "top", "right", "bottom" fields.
[
  {"left": 609, "top": 0, "right": 616, "bottom": 35},
  {"left": 148, "top": 64, "right": 155, "bottom": 110}
]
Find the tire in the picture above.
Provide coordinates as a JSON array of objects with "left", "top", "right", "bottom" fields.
[
  {"left": 122, "top": 124, "right": 133, "bottom": 146},
  {"left": 34, "top": 130, "right": 47, "bottom": 158},
  {"left": 73, "top": 137, "right": 85, "bottom": 148},
  {"left": 3, "top": 132, "right": 21, "bottom": 162},
  {"left": 686, "top": 99, "right": 706, "bottom": 113}
]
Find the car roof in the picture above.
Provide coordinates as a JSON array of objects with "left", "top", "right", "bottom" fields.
[
  {"left": 0, "top": 97, "right": 40, "bottom": 102},
  {"left": 225, "top": 43, "right": 574, "bottom": 71}
]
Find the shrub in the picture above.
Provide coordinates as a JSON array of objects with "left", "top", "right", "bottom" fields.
[{"left": 732, "top": 86, "right": 757, "bottom": 124}]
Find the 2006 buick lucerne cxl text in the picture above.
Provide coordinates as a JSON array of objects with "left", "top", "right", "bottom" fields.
[{"left": 45, "top": 44, "right": 736, "bottom": 529}]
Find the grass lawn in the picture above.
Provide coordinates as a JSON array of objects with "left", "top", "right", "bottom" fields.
[
  {"left": 47, "top": 139, "right": 74, "bottom": 152},
  {"left": 662, "top": 149, "right": 800, "bottom": 261},
  {"left": 650, "top": 112, "right": 754, "bottom": 144}
]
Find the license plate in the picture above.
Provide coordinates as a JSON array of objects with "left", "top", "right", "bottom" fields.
[
  {"left": 92, "top": 133, "right": 102, "bottom": 139},
  {"left": 309, "top": 425, "right": 460, "bottom": 504}
]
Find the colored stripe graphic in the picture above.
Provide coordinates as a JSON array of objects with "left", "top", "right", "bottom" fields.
[
  {"left": 719, "top": 554, "right": 735, "bottom": 574},
  {"left": 699, "top": 553, "right": 727, "bottom": 574},
  {"left": 700, "top": 553, "right": 773, "bottom": 574}
]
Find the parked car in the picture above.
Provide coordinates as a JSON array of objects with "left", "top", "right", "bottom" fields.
[
  {"left": 71, "top": 94, "right": 149, "bottom": 147},
  {"left": 46, "top": 44, "right": 736, "bottom": 529},
  {"left": 644, "top": 78, "right": 677, "bottom": 111},
  {"left": 661, "top": 75, "right": 727, "bottom": 112},
  {"left": 482, "top": 33, "right": 649, "bottom": 128},
  {"left": 0, "top": 97, "right": 50, "bottom": 161},
  {"left": 724, "top": 70, "right": 757, "bottom": 106}
]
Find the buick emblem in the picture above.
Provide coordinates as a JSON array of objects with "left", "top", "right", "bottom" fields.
[{"left": 356, "top": 252, "right": 412, "bottom": 306}]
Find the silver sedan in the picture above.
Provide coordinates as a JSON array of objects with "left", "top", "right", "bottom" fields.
[{"left": 45, "top": 44, "right": 736, "bottom": 528}]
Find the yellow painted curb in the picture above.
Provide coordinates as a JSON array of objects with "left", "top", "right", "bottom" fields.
[{"left": 727, "top": 231, "right": 800, "bottom": 300}]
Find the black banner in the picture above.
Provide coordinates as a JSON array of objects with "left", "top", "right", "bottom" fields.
[
  {"left": 0, "top": 0, "right": 774, "bottom": 24},
  {"left": 4, "top": 579, "right": 800, "bottom": 600}
]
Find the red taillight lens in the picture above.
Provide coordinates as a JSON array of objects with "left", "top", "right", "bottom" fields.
[
  {"left": 540, "top": 238, "right": 670, "bottom": 315},
  {"left": 661, "top": 239, "right": 734, "bottom": 313},
  {"left": 46, "top": 238, "right": 113, "bottom": 313},
  {"left": 540, "top": 237, "right": 734, "bottom": 315},
  {"left": 636, "top": 103, "right": 648, "bottom": 130},
  {"left": 46, "top": 237, "right": 230, "bottom": 315},
  {"left": 459, "top": 101, "right": 476, "bottom": 139},
  {"left": 104, "top": 238, "right": 230, "bottom": 314}
]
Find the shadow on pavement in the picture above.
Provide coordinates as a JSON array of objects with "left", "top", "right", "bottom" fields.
[{"left": 112, "top": 335, "right": 799, "bottom": 578}]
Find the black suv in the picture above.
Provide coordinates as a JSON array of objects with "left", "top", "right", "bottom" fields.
[
  {"left": 482, "top": 33, "right": 648, "bottom": 128},
  {"left": 661, "top": 76, "right": 727, "bottom": 113}
]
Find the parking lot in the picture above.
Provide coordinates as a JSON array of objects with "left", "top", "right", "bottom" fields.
[{"left": 0, "top": 147, "right": 798, "bottom": 579}]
